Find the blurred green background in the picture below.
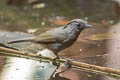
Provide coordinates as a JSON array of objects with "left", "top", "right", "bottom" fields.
[{"left": 0, "top": 0, "right": 119, "bottom": 32}]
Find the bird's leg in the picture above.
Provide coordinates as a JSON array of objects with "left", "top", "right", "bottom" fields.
[
  {"left": 53, "top": 55, "right": 59, "bottom": 61},
  {"left": 58, "top": 58, "right": 72, "bottom": 74},
  {"left": 52, "top": 54, "right": 60, "bottom": 67},
  {"left": 53, "top": 53, "right": 60, "bottom": 61}
]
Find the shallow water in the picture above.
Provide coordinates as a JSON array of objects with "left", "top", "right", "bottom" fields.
[
  {"left": 0, "top": 0, "right": 120, "bottom": 80},
  {"left": 0, "top": 31, "right": 56, "bottom": 80}
]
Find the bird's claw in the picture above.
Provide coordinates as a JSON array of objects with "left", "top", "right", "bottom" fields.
[
  {"left": 64, "top": 58, "right": 72, "bottom": 68},
  {"left": 52, "top": 57, "right": 60, "bottom": 66},
  {"left": 64, "top": 58, "right": 72, "bottom": 70}
]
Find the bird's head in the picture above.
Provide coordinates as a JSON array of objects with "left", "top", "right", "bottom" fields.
[{"left": 64, "top": 19, "right": 93, "bottom": 30}]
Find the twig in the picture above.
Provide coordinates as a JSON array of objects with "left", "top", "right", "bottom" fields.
[{"left": 0, "top": 46, "right": 120, "bottom": 78}]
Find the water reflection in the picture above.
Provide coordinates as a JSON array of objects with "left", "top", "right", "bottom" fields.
[{"left": 0, "top": 31, "right": 55, "bottom": 80}]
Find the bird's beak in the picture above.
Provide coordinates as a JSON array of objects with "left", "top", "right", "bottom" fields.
[{"left": 85, "top": 24, "right": 93, "bottom": 28}]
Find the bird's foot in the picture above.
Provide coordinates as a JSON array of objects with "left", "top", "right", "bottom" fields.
[
  {"left": 65, "top": 58, "right": 72, "bottom": 68},
  {"left": 58, "top": 58, "right": 72, "bottom": 74},
  {"left": 64, "top": 58, "right": 72, "bottom": 72},
  {"left": 53, "top": 56, "right": 59, "bottom": 60},
  {"left": 52, "top": 57, "right": 60, "bottom": 66}
]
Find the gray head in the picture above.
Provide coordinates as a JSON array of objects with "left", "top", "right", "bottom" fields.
[{"left": 64, "top": 19, "right": 93, "bottom": 29}]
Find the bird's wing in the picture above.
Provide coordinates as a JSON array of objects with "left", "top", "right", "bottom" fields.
[
  {"left": 33, "top": 27, "right": 67, "bottom": 43},
  {"left": 33, "top": 32, "right": 58, "bottom": 43}
]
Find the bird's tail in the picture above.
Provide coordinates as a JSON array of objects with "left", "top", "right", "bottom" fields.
[{"left": 7, "top": 37, "right": 35, "bottom": 44}]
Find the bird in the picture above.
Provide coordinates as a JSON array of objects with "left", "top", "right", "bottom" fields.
[{"left": 7, "top": 19, "right": 93, "bottom": 59}]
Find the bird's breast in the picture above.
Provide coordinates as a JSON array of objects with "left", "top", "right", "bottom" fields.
[{"left": 61, "top": 30, "right": 80, "bottom": 49}]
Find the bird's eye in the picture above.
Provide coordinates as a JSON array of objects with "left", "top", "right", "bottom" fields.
[{"left": 78, "top": 24, "right": 81, "bottom": 26}]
